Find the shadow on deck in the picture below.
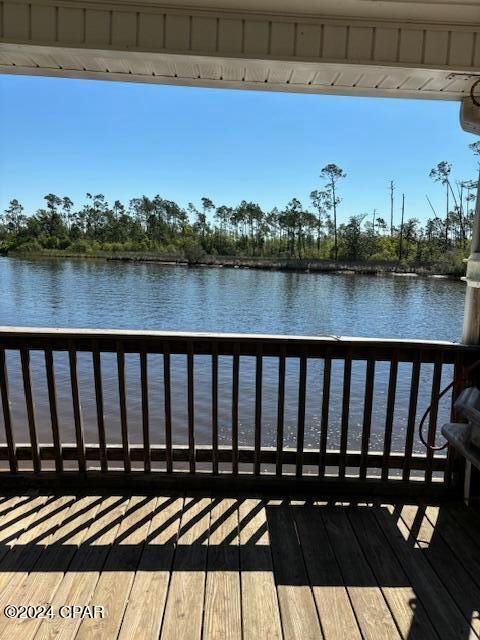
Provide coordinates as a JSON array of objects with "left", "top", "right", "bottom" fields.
[{"left": 0, "top": 492, "right": 477, "bottom": 639}]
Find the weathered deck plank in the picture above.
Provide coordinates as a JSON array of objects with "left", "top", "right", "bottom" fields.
[
  {"left": 118, "top": 496, "right": 183, "bottom": 640},
  {"left": 268, "top": 501, "right": 322, "bottom": 640},
  {"left": 203, "top": 498, "right": 242, "bottom": 640},
  {"left": 239, "top": 498, "right": 282, "bottom": 640},
  {"left": 374, "top": 502, "right": 474, "bottom": 640},
  {"left": 322, "top": 505, "right": 401, "bottom": 640},
  {"left": 160, "top": 496, "right": 210, "bottom": 640},
  {"left": 423, "top": 503, "right": 480, "bottom": 591},
  {"left": 439, "top": 502, "right": 480, "bottom": 557},
  {"left": 348, "top": 503, "right": 437, "bottom": 640},
  {"left": 36, "top": 495, "right": 130, "bottom": 640},
  {"left": 293, "top": 503, "right": 362, "bottom": 640},
  {"left": 0, "top": 494, "right": 45, "bottom": 557},
  {"left": 0, "top": 495, "right": 103, "bottom": 640},
  {"left": 0, "top": 495, "right": 74, "bottom": 609},
  {"left": 75, "top": 495, "right": 156, "bottom": 640},
  {"left": 399, "top": 502, "right": 480, "bottom": 639}
]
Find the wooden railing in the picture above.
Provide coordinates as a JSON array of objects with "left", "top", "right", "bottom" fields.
[{"left": 0, "top": 327, "right": 478, "bottom": 492}]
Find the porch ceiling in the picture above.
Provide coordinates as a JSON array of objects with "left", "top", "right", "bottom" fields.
[
  {"left": 0, "top": 0, "right": 479, "bottom": 99},
  {"left": 128, "top": 0, "right": 480, "bottom": 25}
]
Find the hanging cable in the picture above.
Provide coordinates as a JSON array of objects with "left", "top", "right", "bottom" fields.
[
  {"left": 470, "top": 77, "right": 480, "bottom": 108},
  {"left": 419, "top": 357, "right": 480, "bottom": 451}
]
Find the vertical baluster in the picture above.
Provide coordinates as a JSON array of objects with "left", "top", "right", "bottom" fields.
[
  {"left": 402, "top": 355, "right": 421, "bottom": 482},
  {"left": 0, "top": 348, "right": 17, "bottom": 473},
  {"left": 232, "top": 345, "right": 240, "bottom": 475},
  {"left": 425, "top": 355, "right": 443, "bottom": 484},
  {"left": 359, "top": 357, "right": 375, "bottom": 480},
  {"left": 44, "top": 347, "right": 62, "bottom": 472},
  {"left": 20, "top": 344, "right": 40, "bottom": 473},
  {"left": 381, "top": 353, "right": 398, "bottom": 482},
  {"left": 92, "top": 341, "right": 107, "bottom": 472},
  {"left": 338, "top": 352, "right": 352, "bottom": 479},
  {"left": 445, "top": 355, "right": 462, "bottom": 487},
  {"left": 254, "top": 344, "right": 263, "bottom": 476},
  {"left": 187, "top": 342, "right": 195, "bottom": 473},
  {"left": 212, "top": 343, "right": 219, "bottom": 475},
  {"left": 318, "top": 351, "right": 331, "bottom": 478},
  {"left": 116, "top": 341, "right": 131, "bottom": 473},
  {"left": 68, "top": 341, "right": 86, "bottom": 473},
  {"left": 296, "top": 352, "right": 307, "bottom": 478},
  {"left": 140, "top": 348, "right": 150, "bottom": 473},
  {"left": 163, "top": 344, "right": 173, "bottom": 473},
  {"left": 276, "top": 347, "right": 286, "bottom": 477}
]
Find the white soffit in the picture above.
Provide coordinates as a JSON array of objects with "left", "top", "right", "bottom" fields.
[{"left": 0, "top": 44, "right": 475, "bottom": 101}]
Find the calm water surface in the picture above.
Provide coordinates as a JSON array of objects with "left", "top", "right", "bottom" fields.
[
  {"left": 0, "top": 257, "right": 467, "bottom": 463},
  {"left": 0, "top": 257, "right": 464, "bottom": 338}
]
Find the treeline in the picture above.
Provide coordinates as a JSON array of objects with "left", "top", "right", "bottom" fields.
[{"left": 1, "top": 143, "right": 479, "bottom": 275}]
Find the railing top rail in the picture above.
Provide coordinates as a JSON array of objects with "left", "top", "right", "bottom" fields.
[
  {"left": 0, "top": 326, "right": 467, "bottom": 347},
  {"left": 0, "top": 326, "right": 477, "bottom": 362}
]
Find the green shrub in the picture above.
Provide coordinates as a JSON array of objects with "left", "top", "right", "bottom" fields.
[
  {"left": 12, "top": 239, "right": 43, "bottom": 253},
  {"left": 69, "top": 239, "right": 91, "bottom": 253},
  {"left": 430, "top": 248, "right": 467, "bottom": 276},
  {"left": 183, "top": 241, "right": 206, "bottom": 264}
]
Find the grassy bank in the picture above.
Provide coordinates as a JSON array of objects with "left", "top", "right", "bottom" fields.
[{"left": 2, "top": 249, "right": 466, "bottom": 277}]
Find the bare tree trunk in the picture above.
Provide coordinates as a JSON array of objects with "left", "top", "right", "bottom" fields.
[
  {"left": 398, "top": 194, "right": 405, "bottom": 262},
  {"left": 332, "top": 181, "right": 338, "bottom": 261},
  {"left": 445, "top": 184, "right": 449, "bottom": 246},
  {"left": 390, "top": 181, "right": 394, "bottom": 237}
]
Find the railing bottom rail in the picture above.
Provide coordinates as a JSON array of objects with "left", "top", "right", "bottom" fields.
[
  {"left": 0, "top": 443, "right": 446, "bottom": 473},
  {"left": 0, "top": 469, "right": 453, "bottom": 499}
]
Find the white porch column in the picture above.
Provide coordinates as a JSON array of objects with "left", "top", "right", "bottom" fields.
[{"left": 462, "top": 171, "right": 480, "bottom": 345}]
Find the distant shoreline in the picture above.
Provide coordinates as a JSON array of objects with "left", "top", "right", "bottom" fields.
[{"left": 2, "top": 250, "right": 465, "bottom": 280}]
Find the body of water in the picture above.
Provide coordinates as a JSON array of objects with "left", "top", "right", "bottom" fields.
[
  {"left": 0, "top": 257, "right": 465, "bottom": 339},
  {"left": 0, "top": 257, "right": 467, "bottom": 463}
]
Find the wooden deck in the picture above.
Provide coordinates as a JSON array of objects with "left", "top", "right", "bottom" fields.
[{"left": 0, "top": 493, "right": 477, "bottom": 639}]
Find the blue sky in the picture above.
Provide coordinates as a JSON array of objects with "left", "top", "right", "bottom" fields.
[{"left": 0, "top": 74, "right": 477, "bottom": 226}]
